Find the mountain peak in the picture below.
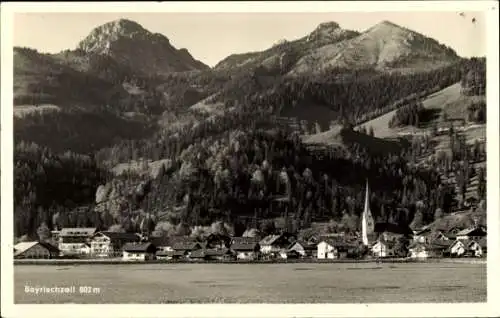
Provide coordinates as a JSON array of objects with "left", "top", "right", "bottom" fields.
[
  {"left": 76, "top": 19, "right": 208, "bottom": 74},
  {"left": 377, "top": 20, "right": 401, "bottom": 28},
  {"left": 315, "top": 21, "right": 341, "bottom": 31},
  {"left": 367, "top": 20, "right": 409, "bottom": 34},
  {"left": 307, "top": 21, "right": 355, "bottom": 43}
]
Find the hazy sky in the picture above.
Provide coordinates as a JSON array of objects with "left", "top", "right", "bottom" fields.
[{"left": 14, "top": 12, "right": 486, "bottom": 67}]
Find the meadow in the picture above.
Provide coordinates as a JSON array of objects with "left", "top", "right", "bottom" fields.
[{"left": 15, "top": 262, "right": 486, "bottom": 303}]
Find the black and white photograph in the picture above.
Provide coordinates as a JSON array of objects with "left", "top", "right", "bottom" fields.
[{"left": 1, "top": 1, "right": 499, "bottom": 317}]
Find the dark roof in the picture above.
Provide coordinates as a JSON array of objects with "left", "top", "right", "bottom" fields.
[
  {"left": 231, "top": 237, "right": 260, "bottom": 245},
  {"left": 171, "top": 237, "right": 202, "bottom": 250},
  {"left": 374, "top": 223, "right": 413, "bottom": 235},
  {"left": 231, "top": 242, "right": 260, "bottom": 251},
  {"left": 123, "top": 242, "right": 156, "bottom": 253},
  {"left": 97, "top": 231, "right": 140, "bottom": 242}
]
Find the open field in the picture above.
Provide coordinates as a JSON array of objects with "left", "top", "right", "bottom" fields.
[
  {"left": 15, "top": 262, "right": 486, "bottom": 303},
  {"left": 355, "top": 82, "right": 485, "bottom": 145},
  {"left": 356, "top": 83, "right": 464, "bottom": 139}
]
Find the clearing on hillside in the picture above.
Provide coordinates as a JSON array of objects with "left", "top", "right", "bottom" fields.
[{"left": 356, "top": 82, "right": 485, "bottom": 145}]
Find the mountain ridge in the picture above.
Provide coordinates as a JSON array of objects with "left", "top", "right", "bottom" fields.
[{"left": 77, "top": 18, "right": 209, "bottom": 75}]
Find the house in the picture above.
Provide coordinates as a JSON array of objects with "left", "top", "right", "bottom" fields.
[
  {"left": 230, "top": 237, "right": 261, "bottom": 260},
  {"left": 122, "top": 242, "right": 157, "bottom": 261},
  {"left": 259, "top": 234, "right": 293, "bottom": 254},
  {"left": 317, "top": 239, "right": 353, "bottom": 259},
  {"left": 14, "top": 241, "right": 60, "bottom": 259},
  {"left": 413, "top": 228, "right": 450, "bottom": 244},
  {"left": 371, "top": 239, "right": 396, "bottom": 258},
  {"left": 455, "top": 227, "right": 487, "bottom": 241},
  {"left": 188, "top": 248, "right": 235, "bottom": 261},
  {"left": 171, "top": 238, "right": 203, "bottom": 257},
  {"left": 58, "top": 228, "right": 97, "bottom": 256},
  {"left": 408, "top": 240, "right": 452, "bottom": 259},
  {"left": 81, "top": 243, "right": 91, "bottom": 256},
  {"left": 90, "top": 231, "right": 141, "bottom": 257},
  {"left": 450, "top": 240, "right": 468, "bottom": 257},
  {"left": 288, "top": 240, "right": 316, "bottom": 258},
  {"left": 467, "top": 240, "right": 485, "bottom": 257}
]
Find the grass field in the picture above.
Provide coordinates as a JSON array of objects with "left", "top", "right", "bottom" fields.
[
  {"left": 15, "top": 262, "right": 486, "bottom": 303},
  {"left": 356, "top": 83, "right": 465, "bottom": 139}
]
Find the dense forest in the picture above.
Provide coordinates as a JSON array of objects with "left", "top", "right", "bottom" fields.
[
  {"left": 13, "top": 57, "right": 487, "bottom": 239},
  {"left": 17, "top": 124, "right": 481, "bottom": 239}
]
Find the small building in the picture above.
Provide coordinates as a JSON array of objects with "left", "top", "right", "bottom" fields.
[
  {"left": 371, "top": 239, "right": 396, "bottom": 258},
  {"left": 467, "top": 238, "right": 487, "bottom": 257},
  {"left": 317, "top": 239, "right": 352, "bottom": 259},
  {"left": 58, "top": 228, "right": 97, "bottom": 256},
  {"left": 171, "top": 238, "right": 203, "bottom": 258},
  {"left": 14, "top": 241, "right": 60, "bottom": 259},
  {"left": 450, "top": 240, "right": 468, "bottom": 257},
  {"left": 90, "top": 231, "right": 141, "bottom": 257},
  {"left": 288, "top": 240, "right": 316, "bottom": 258},
  {"left": 231, "top": 238, "right": 261, "bottom": 260},
  {"left": 259, "top": 234, "right": 293, "bottom": 254},
  {"left": 413, "top": 228, "right": 450, "bottom": 244},
  {"left": 188, "top": 248, "right": 235, "bottom": 261},
  {"left": 122, "top": 242, "right": 157, "bottom": 261},
  {"left": 408, "top": 240, "right": 452, "bottom": 259}
]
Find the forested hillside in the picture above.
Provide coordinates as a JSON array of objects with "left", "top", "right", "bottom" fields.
[{"left": 13, "top": 18, "right": 487, "bottom": 241}]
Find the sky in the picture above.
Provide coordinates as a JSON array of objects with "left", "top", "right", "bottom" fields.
[{"left": 13, "top": 12, "right": 486, "bottom": 67}]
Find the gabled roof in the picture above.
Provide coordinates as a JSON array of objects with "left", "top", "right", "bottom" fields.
[
  {"left": 60, "top": 228, "right": 97, "bottom": 237},
  {"left": 123, "top": 242, "right": 156, "bottom": 253},
  {"left": 95, "top": 231, "right": 140, "bottom": 242},
  {"left": 288, "top": 240, "right": 316, "bottom": 250},
  {"left": 14, "top": 241, "right": 59, "bottom": 257},
  {"left": 171, "top": 238, "right": 202, "bottom": 251}
]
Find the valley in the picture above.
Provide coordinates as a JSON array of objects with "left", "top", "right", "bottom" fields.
[{"left": 13, "top": 18, "right": 487, "bottom": 255}]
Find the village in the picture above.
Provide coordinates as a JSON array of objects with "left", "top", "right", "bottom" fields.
[{"left": 13, "top": 221, "right": 487, "bottom": 262}]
